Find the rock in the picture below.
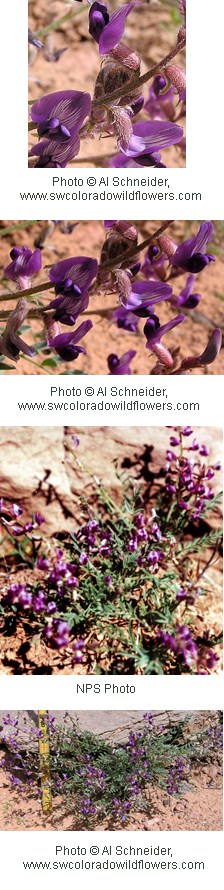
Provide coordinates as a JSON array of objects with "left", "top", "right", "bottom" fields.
[{"left": 0, "top": 426, "right": 222, "bottom": 545}]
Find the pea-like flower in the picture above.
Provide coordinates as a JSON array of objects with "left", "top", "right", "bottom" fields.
[
  {"left": 144, "top": 314, "right": 185, "bottom": 368},
  {"left": 107, "top": 349, "right": 136, "bottom": 374},
  {"left": 49, "top": 319, "right": 93, "bottom": 361},
  {"left": 122, "top": 279, "right": 173, "bottom": 315},
  {"left": 4, "top": 246, "right": 42, "bottom": 289},
  {"left": 29, "top": 132, "right": 81, "bottom": 167},
  {"left": 30, "top": 90, "right": 91, "bottom": 141},
  {"left": 112, "top": 119, "right": 183, "bottom": 166},
  {"left": 170, "top": 221, "right": 215, "bottom": 273},
  {"left": 171, "top": 274, "right": 201, "bottom": 309},
  {"left": 89, "top": 1, "right": 138, "bottom": 55},
  {"left": 47, "top": 256, "right": 98, "bottom": 324}
]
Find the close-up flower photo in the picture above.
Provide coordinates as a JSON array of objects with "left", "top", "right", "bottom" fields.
[
  {"left": 28, "top": 0, "right": 186, "bottom": 169},
  {"left": 0, "top": 219, "right": 223, "bottom": 374},
  {"left": 0, "top": 710, "right": 222, "bottom": 830},
  {"left": 0, "top": 425, "right": 222, "bottom": 675}
]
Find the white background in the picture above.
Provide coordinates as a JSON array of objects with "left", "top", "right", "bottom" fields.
[{"left": 0, "top": 0, "right": 223, "bottom": 885}]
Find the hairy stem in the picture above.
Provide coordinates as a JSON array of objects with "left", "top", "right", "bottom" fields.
[{"left": 92, "top": 35, "right": 186, "bottom": 108}]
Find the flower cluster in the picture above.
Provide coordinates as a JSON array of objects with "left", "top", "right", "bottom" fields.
[
  {"left": 0, "top": 220, "right": 222, "bottom": 372},
  {"left": 28, "top": 1, "right": 186, "bottom": 168}
]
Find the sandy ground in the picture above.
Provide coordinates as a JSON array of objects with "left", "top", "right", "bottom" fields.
[
  {"left": 28, "top": 1, "right": 186, "bottom": 169},
  {"left": 0, "top": 220, "right": 223, "bottom": 375},
  {"left": 0, "top": 763, "right": 222, "bottom": 831}
]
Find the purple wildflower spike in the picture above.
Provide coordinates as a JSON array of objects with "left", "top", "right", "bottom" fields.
[
  {"left": 49, "top": 319, "right": 93, "bottom": 361},
  {"left": 4, "top": 246, "right": 42, "bottom": 288},
  {"left": 29, "top": 132, "right": 81, "bottom": 167},
  {"left": 107, "top": 349, "right": 136, "bottom": 374},
  {"left": 47, "top": 256, "right": 98, "bottom": 324},
  {"left": 171, "top": 222, "right": 215, "bottom": 273},
  {"left": 171, "top": 274, "right": 201, "bottom": 309},
  {"left": 30, "top": 90, "right": 91, "bottom": 141}
]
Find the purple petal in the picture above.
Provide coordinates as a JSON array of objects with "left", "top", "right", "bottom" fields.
[
  {"left": 172, "top": 222, "right": 214, "bottom": 267},
  {"left": 49, "top": 257, "right": 98, "bottom": 292},
  {"left": 124, "top": 279, "right": 172, "bottom": 309},
  {"left": 145, "top": 314, "right": 185, "bottom": 347},
  {"left": 51, "top": 319, "right": 93, "bottom": 349},
  {"left": 181, "top": 329, "right": 222, "bottom": 369},
  {"left": 99, "top": 2, "right": 138, "bottom": 54},
  {"left": 122, "top": 120, "right": 183, "bottom": 156},
  {"left": 29, "top": 133, "right": 80, "bottom": 167},
  {"left": 31, "top": 90, "right": 91, "bottom": 134}
]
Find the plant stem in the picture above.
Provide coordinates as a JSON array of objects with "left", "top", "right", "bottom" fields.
[
  {"left": 35, "top": 5, "right": 89, "bottom": 39},
  {"left": 0, "top": 281, "right": 51, "bottom": 304},
  {"left": 92, "top": 35, "right": 186, "bottom": 108},
  {"left": 100, "top": 220, "right": 174, "bottom": 270}
]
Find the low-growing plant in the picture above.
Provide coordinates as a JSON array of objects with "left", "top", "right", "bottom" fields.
[
  {"left": 0, "top": 427, "right": 222, "bottom": 674},
  {"left": 0, "top": 711, "right": 222, "bottom": 828},
  {"left": 0, "top": 219, "right": 222, "bottom": 374}
]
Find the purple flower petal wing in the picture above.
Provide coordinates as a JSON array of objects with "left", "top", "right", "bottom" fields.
[
  {"left": 49, "top": 257, "right": 98, "bottom": 292},
  {"left": 191, "top": 221, "right": 214, "bottom": 254},
  {"left": 31, "top": 90, "right": 91, "bottom": 132},
  {"left": 99, "top": 2, "right": 138, "bottom": 54},
  {"left": 30, "top": 133, "right": 80, "bottom": 166},
  {"left": 172, "top": 222, "right": 214, "bottom": 267},
  {"left": 146, "top": 314, "right": 185, "bottom": 348},
  {"left": 51, "top": 319, "right": 93, "bottom": 350},
  {"left": 122, "top": 120, "right": 183, "bottom": 156}
]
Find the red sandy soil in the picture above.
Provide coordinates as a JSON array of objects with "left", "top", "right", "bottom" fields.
[
  {"left": 28, "top": 1, "right": 186, "bottom": 169},
  {"left": 0, "top": 220, "right": 223, "bottom": 376},
  {"left": 0, "top": 763, "right": 222, "bottom": 830}
]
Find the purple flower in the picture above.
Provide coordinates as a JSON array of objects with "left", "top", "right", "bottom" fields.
[
  {"left": 45, "top": 619, "right": 70, "bottom": 649},
  {"left": 180, "top": 328, "right": 222, "bottom": 370},
  {"left": 122, "top": 279, "right": 173, "bottom": 314},
  {"left": 107, "top": 349, "right": 136, "bottom": 374},
  {"left": 145, "top": 77, "right": 176, "bottom": 122},
  {"left": 4, "top": 246, "right": 42, "bottom": 287},
  {"left": 89, "top": 2, "right": 138, "bottom": 55},
  {"left": 29, "top": 132, "right": 81, "bottom": 168},
  {"left": 49, "top": 319, "right": 93, "bottom": 361},
  {"left": 112, "top": 306, "right": 139, "bottom": 332},
  {"left": 31, "top": 90, "right": 91, "bottom": 141},
  {"left": 112, "top": 120, "right": 183, "bottom": 167},
  {"left": 141, "top": 243, "right": 167, "bottom": 281},
  {"left": 144, "top": 314, "right": 185, "bottom": 366},
  {"left": 47, "top": 256, "right": 98, "bottom": 323},
  {"left": 171, "top": 274, "right": 201, "bottom": 309},
  {"left": 171, "top": 222, "right": 215, "bottom": 273}
]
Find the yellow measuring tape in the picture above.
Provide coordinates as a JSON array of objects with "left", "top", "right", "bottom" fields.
[{"left": 38, "top": 710, "right": 52, "bottom": 815}]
